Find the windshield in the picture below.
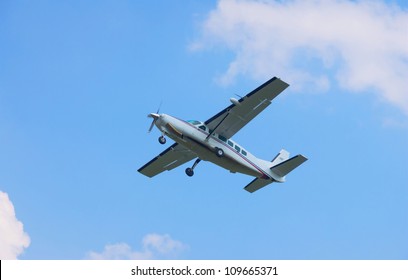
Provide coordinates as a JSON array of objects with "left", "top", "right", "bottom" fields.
[{"left": 187, "top": 120, "right": 201, "bottom": 125}]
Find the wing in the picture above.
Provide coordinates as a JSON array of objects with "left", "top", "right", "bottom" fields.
[
  {"left": 138, "top": 143, "right": 196, "bottom": 178},
  {"left": 205, "top": 77, "right": 289, "bottom": 139}
]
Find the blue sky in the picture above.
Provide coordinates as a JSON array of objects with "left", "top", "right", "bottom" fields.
[{"left": 1, "top": 0, "right": 407, "bottom": 260}]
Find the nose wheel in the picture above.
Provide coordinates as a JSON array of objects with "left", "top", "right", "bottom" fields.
[
  {"left": 185, "top": 158, "right": 201, "bottom": 177},
  {"left": 158, "top": 136, "right": 166, "bottom": 144}
]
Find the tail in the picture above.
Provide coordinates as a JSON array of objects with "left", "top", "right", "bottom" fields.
[
  {"left": 243, "top": 149, "right": 307, "bottom": 193},
  {"left": 270, "top": 149, "right": 308, "bottom": 179},
  {"left": 270, "top": 149, "right": 290, "bottom": 166}
]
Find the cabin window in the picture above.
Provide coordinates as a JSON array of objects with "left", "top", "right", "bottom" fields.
[
  {"left": 227, "top": 140, "right": 234, "bottom": 147},
  {"left": 218, "top": 135, "right": 227, "bottom": 142},
  {"left": 199, "top": 125, "right": 207, "bottom": 132},
  {"left": 235, "top": 145, "right": 241, "bottom": 153},
  {"left": 242, "top": 150, "right": 247, "bottom": 156}
]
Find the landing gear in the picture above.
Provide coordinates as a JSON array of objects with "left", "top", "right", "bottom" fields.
[
  {"left": 158, "top": 136, "right": 166, "bottom": 144},
  {"left": 215, "top": 147, "right": 224, "bottom": 157},
  {"left": 185, "top": 167, "right": 194, "bottom": 177},
  {"left": 185, "top": 158, "right": 201, "bottom": 177}
]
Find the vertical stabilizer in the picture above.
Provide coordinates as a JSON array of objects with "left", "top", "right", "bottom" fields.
[{"left": 270, "top": 149, "right": 290, "bottom": 166}]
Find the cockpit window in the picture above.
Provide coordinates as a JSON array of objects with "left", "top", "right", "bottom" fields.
[
  {"left": 187, "top": 120, "right": 201, "bottom": 125},
  {"left": 198, "top": 125, "right": 207, "bottom": 131}
]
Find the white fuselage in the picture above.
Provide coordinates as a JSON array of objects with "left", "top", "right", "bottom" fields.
[{"left": 154, "top": 113, "right": 280, "bottom": 180}]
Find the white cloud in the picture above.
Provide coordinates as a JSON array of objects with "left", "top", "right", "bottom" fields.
[
  {"left": 0, "top": 191, "right": 31, "bottom": 259},
  {"left": 86, "top": 233, "right": 188, "bottom": 260},
  {"left": 193, "top": 0, "right": 408, "bottom": 115},
  {"left": 381, "top": 116, "right": 408, "bottom": 129}
]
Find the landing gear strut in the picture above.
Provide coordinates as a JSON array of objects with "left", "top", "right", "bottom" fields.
[
  {"left": 185, "top": 158, "right": 201, "bottom": 177},
  {"left": 158, "top": 136, "right": 166, "bottom": 144}
]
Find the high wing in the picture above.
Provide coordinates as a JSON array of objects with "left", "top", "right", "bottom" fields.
[
  {"left": 138, "top": 143, "right": 196, "bottom": 178},
  {"left": 205, "top": 77, "right": 289, "bottom": 139}
]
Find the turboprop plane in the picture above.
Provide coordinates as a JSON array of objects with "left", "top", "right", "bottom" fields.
[{"left": 138, "top": 77, "right": 307, "bottom": 192}]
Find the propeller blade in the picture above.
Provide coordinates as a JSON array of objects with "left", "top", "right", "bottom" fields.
[
  {"left": 148, "top": 119, "right": 155, "bottom": 133},
  {"left": 156, "top": 101, "right": 162, "bottom": 114},
  {"left": 147, "top": 113, "right": 160, "bottom": 133},
  {"left": 147, "top": 102, "right": 162, "bottom": 133}
]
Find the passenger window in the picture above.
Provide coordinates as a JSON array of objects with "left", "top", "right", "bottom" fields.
[
  {"left": 235, "top": 145, "right": 241, "bottom": 153},
  {"left": 227, "top": 140, "right": 234, "bottom": 147},
  {"left": 199, "top": 125, "right": 207, "bottom": 131},
  {"left": 242, "top": 150, "right": 247, "bottom": 156},
  {"left": 218, "top": 135, "right": 227, "bottom": 142}
]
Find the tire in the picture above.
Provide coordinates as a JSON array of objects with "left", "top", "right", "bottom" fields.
[
  {"left": 158, "top": 136, "right": 166, "bottom": 144},
  {"left": 185, "top": 168, "right": 194, "bottom": 177},
  {"left": 215, "top": 147, "right": 224, "bottom": 157}
]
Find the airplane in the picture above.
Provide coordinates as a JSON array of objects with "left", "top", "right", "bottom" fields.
[{"left": 138, "top": 77, "right": 307, "bottom": 193}]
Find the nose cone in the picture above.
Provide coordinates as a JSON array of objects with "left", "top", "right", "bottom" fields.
[{"left": 148, "top": 113, "right": 160, "bottom": 120}]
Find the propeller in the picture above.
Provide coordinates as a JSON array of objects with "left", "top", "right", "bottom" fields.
[
  {"left": 148, "top": 113, "right": 159, "bottom": 132},
  {"left": 147, "top": 103, "right": 162, "bottom": 133}
]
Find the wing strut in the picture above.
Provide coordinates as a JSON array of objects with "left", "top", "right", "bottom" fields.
[{"left": 205, "top": 111, "right": 230, "bottom": 140}]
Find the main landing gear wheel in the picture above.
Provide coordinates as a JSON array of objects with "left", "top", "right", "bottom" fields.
[
  {"left": 185, "top": 158, "right": 201, "bottom": 177},
  {"left": 185, "top": 167, "right": 194, "bottom": 177},
  {"left": 158, "top": 136, "right": 166, "bottom": 144},
  {"left": 215, "top": 147, "right": 224, "bottom": 157}
]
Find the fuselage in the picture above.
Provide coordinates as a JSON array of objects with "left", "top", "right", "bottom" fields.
[{"left": 154, "top": 113, "right": 278, "bottom": 180}]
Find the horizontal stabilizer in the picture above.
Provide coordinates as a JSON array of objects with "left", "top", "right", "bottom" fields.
[
  {"left": 270, "top": 154, "right": 308, "bottom": 178},
  {"left": 244, "top": 178, "right": 274, "bottom": 193}
]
